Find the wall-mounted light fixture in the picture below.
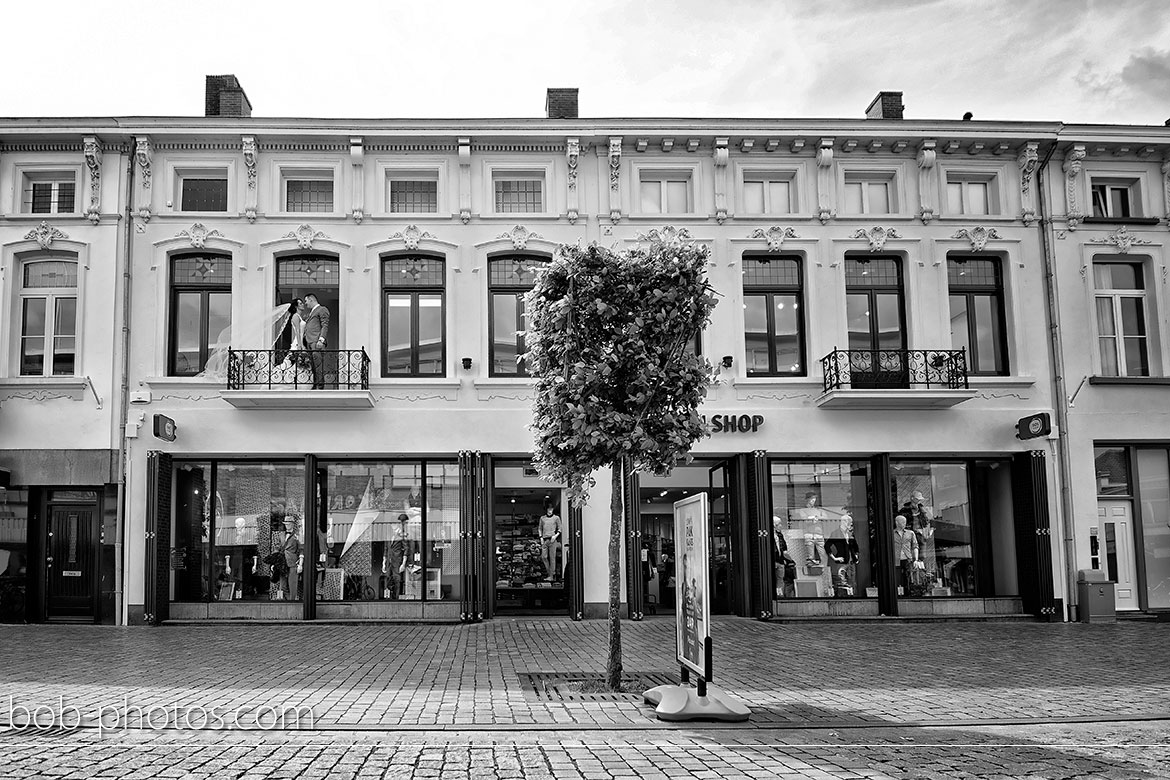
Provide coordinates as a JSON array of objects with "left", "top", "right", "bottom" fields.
[
  {"left": 721, "top": 355, "right": 733, "bottom": 369},
  {"left": 461, "top": 357, "right": 473, "bottom": 370}
]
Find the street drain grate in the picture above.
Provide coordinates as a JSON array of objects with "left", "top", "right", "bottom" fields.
[{"left": 520, "top": 671, "right": 678, "bottom": 702}]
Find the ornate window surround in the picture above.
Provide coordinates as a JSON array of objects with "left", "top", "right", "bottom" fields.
[
  {"left": 164, "top": 156, "right": 238, "bottom": 216},
  {"left": 1083, "top": 166, "right": 1152, "bottom": 221},
  {"left": 937, "top": 161, "right": 1010, "bottom": 220},
  {"left": 481, "top": 158, "right": 558, "bottom": 219},
  {"left": 268, "top": 157, "right": 345, "bottom": 217},
  {"left": 375, "top": 157, "right": 450, "bottom": 217},
  {"left": 835, "top": 162, "right": 910, "bottom": 218},
  {"left": 7, "top": 160, "right": 84, "bottom": 219},
  {"left": 732, "top": 161, "right": 805, "bottom": 219},
  {"left": 628, "top": 160, "right": 705, "bottom": 220}
]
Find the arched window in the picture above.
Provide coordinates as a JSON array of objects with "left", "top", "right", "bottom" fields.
[
  {"left": 19, "top": 256, "right": 78, "bottom": 376},
  {"left": 488, "top": 255, "right": 547, "bottom": 376},
  {"left": 742, "top": 255, "right": 805, "bottom": 376},
  {"left": 169, "top": 253, "right": 232, "bottom": 376},
  {"left": 382, "top": 255, "right": 445, "bottom": 376}
]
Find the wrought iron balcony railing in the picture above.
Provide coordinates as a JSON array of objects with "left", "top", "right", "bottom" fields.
[
  {"left": 820, "top": 348, "right": 969, "bottom": 392},
  {"left": 227, "top": 349, "right": 371, "bottom": 390}
]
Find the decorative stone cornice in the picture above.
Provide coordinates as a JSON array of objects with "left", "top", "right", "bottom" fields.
[
  {"left": 390, "top": 224, "right": 437, "bottom": 251},
  {"left": 499, "top": 225, "right": 543, "bottom": 251},
  {"left": 1086, "top": 227, "right": 1153, "bottom": 254},
  {"left": 852, "top": 226, "right": 902, "bottom": 252},
  {"left": 1018, "top": 142, "right": 1039, "bottom": 226},
  {"left": 816, "top": 138, "right": 835, "bottom": 225},
  {"left": 285, "top": 224, "right": 328, "bottom": 250},
  {"left": 916, "top": 140, "right": 937, "bottom": 225},
  {"left": 952, "top": 226, "right": 1001, "bottom": 252},
  {"left": 24, "top": 221, "right": 68, "bottom": 250},
  {"left": 1063, "top": 144, "right": 1086, "bottom": 230},
  {"left": 749, "top": 226, "right": 799, "bottom": 252},
  {"left": 242, "top": 136, "right": 258, "bottom": 223},
  {"left": 177, "top": 223, "right": 224, "bottom": 249},
  {"left": 82, "top": 136, "right": 101, "bottom": 224},
  {"left": 635, "top": 226, "right": 695, "bottom": 246}
]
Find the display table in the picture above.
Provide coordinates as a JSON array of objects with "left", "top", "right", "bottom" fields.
[{"left": 495, "top": 584, "right": 566, "bottom": 610}]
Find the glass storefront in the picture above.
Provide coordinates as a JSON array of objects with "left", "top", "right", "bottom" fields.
[
  {"left": 0, "top": 489, "right": 31, "bottom": 623},
  {"left": 492, "top": 462, "right": 567, "bottom": 614},
  {"left": 1136, "top": 449, "right": 1170, "bottom": 609},
  {"left": 890, "top": 462, "right": 974, "bottom": 598},
  {"left": 769, "top": 462, "right": 873, "bottom": 599}
]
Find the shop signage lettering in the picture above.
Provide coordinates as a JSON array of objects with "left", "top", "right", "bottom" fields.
[{"left": 702, "top": 414, "right": 764, "bottom": 433}]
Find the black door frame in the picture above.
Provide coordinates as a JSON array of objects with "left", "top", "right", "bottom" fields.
[{"left": 43, "top": 495, "right": 102, "bottom": 623}]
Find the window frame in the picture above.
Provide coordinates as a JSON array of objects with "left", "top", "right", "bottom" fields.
[
  {"left": 277, "top": 165, "right": 340, "bottom": 215},
  {"left": 946, "top": 254, "right": 1009, "bottom": 376},
  {"left": 380, "top": 254, "right": 447, "bottom": 378},
  {"left": 1089, "top": 177, "right": 1141, "bottom": 219},
  {"left": 487, "top": 254, "right": 547, "bottom": 377},
  {"left": 175, "top": 167, "right": 231, "bottom": 214},
  {"left": 742, "top": 254, "right": 806, "bottom": 377},
  {"left": 167, "top": 253, "right": 233, "bottom": 378},
  {"left": 637, "top": 169, "right": 695, "bottom": 215},
  {"left": 19, "top": 170, "right": 80, "bottom": 216},
  {"left": 944, "top": 172, "right": 1000, "bottom": 216},
  {"left": 17, "top": 255, "right": 80, "bottom": 377},
  {"left": 490, "top": 170, "right": 546, "bottom": 215},
  {"left": 841, "top": 169, "right": 899, "bottom": 215},
  {"left": 844, "top": 254, "right": 907, "bottom": 352},
  {"left": 1092, "top": 258, "right": 1152, "bottom": 378},
  {"left": 738, "top": 169, "right": 798, "bottom": 216},
  {"left": 387, "top": 173, "right": 440, "bottom": 215}
]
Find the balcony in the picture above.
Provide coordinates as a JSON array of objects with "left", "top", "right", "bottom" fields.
[
  {"left": 221, "top": 349, "right": 374, "bottom": 409},
  {"left": 816, "top": 348, "right": 976, "bottom": 409}
]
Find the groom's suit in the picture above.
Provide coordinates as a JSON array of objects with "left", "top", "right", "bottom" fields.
[{"left": 304, "top": 303, "right": 330, "bottom": 389}]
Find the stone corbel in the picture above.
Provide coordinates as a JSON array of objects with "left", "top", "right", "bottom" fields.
[
  {"left": 1063, "top": 144, "right": 1086, "bottom": 230},
  {"left": 608, "top": 137, "right": 623, "bottom": 223},
  {"left": 713, "top": 137, "right": 729, "bottom": 224},
  {"left": 1018, "top": 141, "right": 1039, "bottom": 226},
  {"left": 815, "top": 138, "right": 835, "bottom": 224},
  {"left": 458, "top": 138, "right": 472, "bottom": 224},
  {"left": 916, "top": 140, "right": 937, "bottom": 224},
  {"left": 82, "top": 136, "right": 102, "bottom": 224},
  {"left": 242, "top": 136, "right": 258, "bottom": 222},
  {"left": 1162, "top": 154, "right": 1170, "bottom": 230},
  {"left": 134, "top": 136, "right": 153, "bottom": 222},
  {"left": 350, "top": 137, "right": 364, "bottom": 224},
  {"left": 566, "top": 138, "right": 580, "bottom": 225}
]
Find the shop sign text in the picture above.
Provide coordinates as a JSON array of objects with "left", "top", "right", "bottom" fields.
[{"left": 703, "top": 414, "right": 764, "bottom": 433}]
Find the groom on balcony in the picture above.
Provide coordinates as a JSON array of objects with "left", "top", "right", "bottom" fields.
[{"left": 303, "top": 293, "right": 330, "bottom": 389}]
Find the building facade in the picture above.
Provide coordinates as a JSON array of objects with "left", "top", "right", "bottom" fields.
[{"left": 2, "top": 80, "right": 1167, "bottom": 625}]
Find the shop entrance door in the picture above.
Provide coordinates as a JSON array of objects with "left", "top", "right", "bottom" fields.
[
  {"left": 492, "top": 487, "right": 567, "bottom": 615},
  {"left": 45, "top": 502, "right": 99, "bottom": 622},
  {"left": 708, "top": 462, "right": 734, "bottom": 615},
  {"left": 1097, "top": 501, "right": 1139, "bottom": 611}
]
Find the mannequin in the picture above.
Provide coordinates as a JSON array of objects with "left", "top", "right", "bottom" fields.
[
  {"left": 893, "top": 513, "right": 921, "bottom": 595},
  {"left": 772, "top": 520, "right": 796, "bottom": 598},
  {"left": 537, "top": 504, "right": 562, "bottom": 581},
  {"left": 826, "top": 513, "right": 860, "bottom": 597}
]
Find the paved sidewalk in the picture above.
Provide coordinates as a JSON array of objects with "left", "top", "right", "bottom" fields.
[{"left": 1, "top": 617, "right": 1168, "bottom": 730}]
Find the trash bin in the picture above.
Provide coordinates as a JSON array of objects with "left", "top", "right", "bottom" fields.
[{"left": 1077, "top": 569, "right": 1116, "bottom": 623}]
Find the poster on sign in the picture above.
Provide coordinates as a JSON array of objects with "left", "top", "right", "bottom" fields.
[{"left": 673, "top": 492, "right": 710, "bottom": 679}]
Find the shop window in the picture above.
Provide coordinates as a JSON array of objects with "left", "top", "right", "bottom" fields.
[
  {"left": 1093, "top": 260, "right": 1151, "bottom": 377},
  {"left": 388, "top": 177, "right": 438, "bottom": 214},
  {"left": 946, "top": 173, "right": 998, "bottom": 216},
  {"left": 211, "top": 462, "right": 307, "bottom": 603},
  {"left": 172, "top": 462, "right": 212, "bottom": 602},
  {"left": 742, "top": 255, "right": 805, "bottom": 376},
  {"left": 1091, "top": 178, "right": 1140, "bottom": 219},
  {"left": 381, "top": 255, "right": 445, "bottom": 376},
  {"left": 317, "top": 460, "right": 460, "bottom": 603},
  {"left": 741, "top": 171, "right": 795, "bottom": 215},
  {"left": 890, "top": 462, "right": 974, "bottom": 598},
  {"left": 17, "top": 255, "right": 78, "bottom": 377},
  {"left": 0, "top": 489, "right": 32, "bottom": 623},
  {"left": 283, "top": 170, "right": 335, "bottom": 213},
  {"left": 488, "top": 255, "right": 546, "bottom": 376},
  {"left": 492, "top": 173, "right": 544, "bottom": 214},
  {"left": 493, "top": 461, "right": 567, "bottom": 614},
  {"left": 168, "top": 253, "right": 232, "bottom": 376},
  {"left": 21, "top": 172, "right": 77, "bottom": 215},
  {"left": 639, "top": 171, "right": 693, "bottom": 214},
  {"left": 178, "top": 172, "right": 229, "bottom": 212},
  {"left": 1136, "top": 449, "right": 1170, "bottom": 609},
  {"left": 1094, "top": 446, "right": 1132, "bottom": 497},
  {"left": 769, "top": 462, "right": 873, "bottom": 600},
  {"left": 843, "top": 171, "right": 895, "bottom": 214},
  {"left": 948, "top": 256, "right": 1008, "bottom": 375}
]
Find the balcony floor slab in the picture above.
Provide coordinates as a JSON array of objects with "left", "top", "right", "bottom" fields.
[
  {"left": 221, "top": 389, "right": 374, "bottom": 409},
  {"left": 815, "top": 388, "right": 977, "bottom": 409}
]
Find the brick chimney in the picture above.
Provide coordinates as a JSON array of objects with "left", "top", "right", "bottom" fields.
[
  {"left": 865, "top": 91, "right": 904, "bottom": 120},
  {"left": 545, "top": 88, "right": 579, "bottom": 119},
  {"left": 205, "top": 75, "right": 253, "bottom": 118}
]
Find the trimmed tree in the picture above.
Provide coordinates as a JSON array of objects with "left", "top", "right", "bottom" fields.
[{"left": 524, "top": 234, "right": 717, "bottom": 690}]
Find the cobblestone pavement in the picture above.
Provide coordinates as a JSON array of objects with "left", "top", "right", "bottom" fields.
[{"left": 1, "top": 617, "right": 1168, "bottom": 776}]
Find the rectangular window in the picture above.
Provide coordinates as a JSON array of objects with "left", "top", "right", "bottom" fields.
[
  {"left": 742, "top": 256, "right": 804, "bottom": 376},
  {"left": 742, "top": 173, "right": 793, "bottom": 215},
  {"left": 769, "top": 462, "right": 872, "bottom": 600},
  {"left": 1094, "top": 446, "right": 1132, "bottom": 497},
  {"left": 382, "top": 256, "right": 445, "bottom": 376},
  {"left": 843, "top": 173, "right": 894, "bottom": 214},
  {"left": 493, "top": 176, "right": 544, "bottom": 213},
  {"left": 639, "top": 173, "right": 693, "bottom": 214},
  {"left": 489, "top": 256, "right": 545, "bottom": 375},
  {"left": 286, "top": 178, "right": 334, "bottom": 213},
  {"left": 22, "top": 175, "right": 76, "bottom": 214},
  {"left": 180, "top": 178, "right": 229, "bottom": 212},
  {"left": 19, "top": 258, "right": 78, "bottom": 377},
  {"left": 389, "top": 179, "right": 438, "bottom": 213},
  {"left": 946, "top": 174, "right": 996, "bottom": 215},
  {"left": 1091, "top": 179, "right": 1139, "bottom": 218},
  {"left": 168, "top": 254, "right": 232, "bottom": 377},
  {"left": 1136, "top": 449, "right": 1170, "bottom": 609},
  {"left": 1094, "top": 261, "right": 1150, "bottom": 377},
  {"left": 947, "top": 257, "right": 1008, "bottom": 375}
]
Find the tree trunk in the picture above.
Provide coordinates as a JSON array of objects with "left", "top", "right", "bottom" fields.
[{"left": 606, "top": 456, "right": 624, "bottom": 691}]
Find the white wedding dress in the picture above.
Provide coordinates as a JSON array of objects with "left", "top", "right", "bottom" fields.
[
  {"left": 198, "top": 305, "right": 314, "bottom": 388},
  {"left": 267, "top": 315, "right": 314, "bottom": 389}
]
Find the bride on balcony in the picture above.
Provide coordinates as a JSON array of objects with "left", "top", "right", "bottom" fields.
[{"left": 198, "top": 299, "right": 315, "bottom": 388}]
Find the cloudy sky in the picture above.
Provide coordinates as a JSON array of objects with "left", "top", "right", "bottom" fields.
[{"left": 4, "top": 0, "right": 1168, "bottom": 125}]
